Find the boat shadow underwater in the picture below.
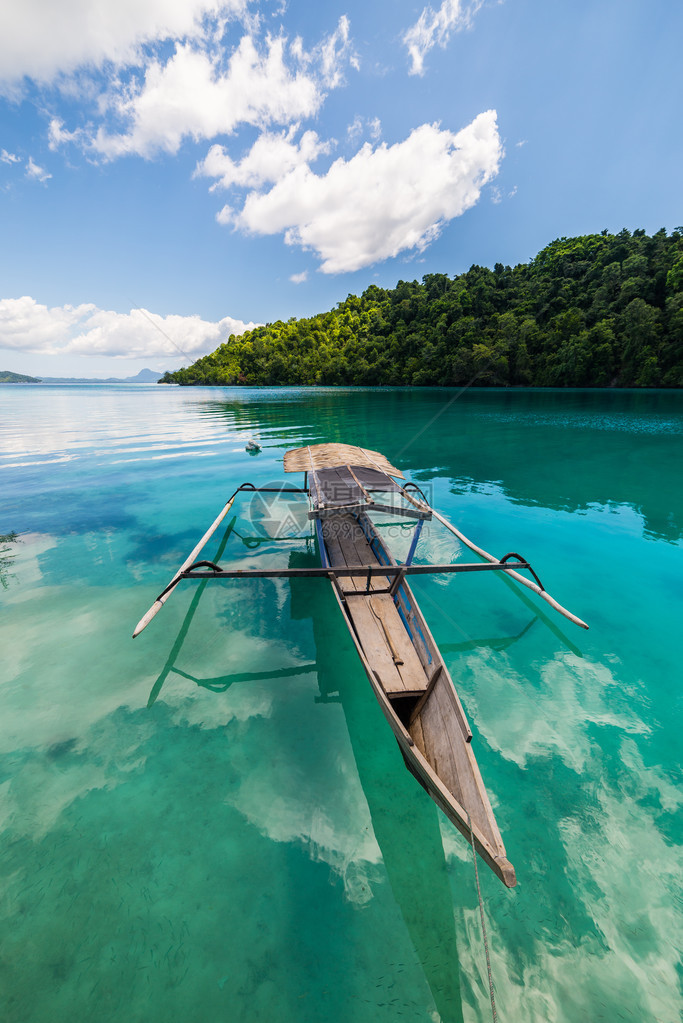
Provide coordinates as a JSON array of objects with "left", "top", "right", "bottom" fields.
[
  {"left": 147, "top": 542, "right": 467, "bottom": 1023},
  {"left": 291, "top": 552, "right": 466, "bottom": 1023},
  {"left": 145, "top": 536, "right": 574, "bottom": 1023}
]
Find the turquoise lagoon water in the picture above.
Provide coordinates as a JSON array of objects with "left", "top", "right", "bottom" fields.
[{"left": 0, "top": 384, "right": 681, "bottom": 1023}]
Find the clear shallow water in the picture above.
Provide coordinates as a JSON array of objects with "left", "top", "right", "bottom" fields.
[{"left": 1, "top": 384, "right": 681, "bottom": 1023}]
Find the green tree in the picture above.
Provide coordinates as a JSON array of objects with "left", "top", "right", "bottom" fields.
[{"left": 160, "top": 228, "right": 683, "bottom": 389}]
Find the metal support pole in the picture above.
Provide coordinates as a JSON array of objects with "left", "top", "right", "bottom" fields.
[
  {"left": 405, "top": 518, "right": 424, "bottom": 566},
  {"left": 315, "top": 517, "right": 329, "bottom": 568},
  {"left": 389, "top": 566, "right": 406, "bottom": 597}
]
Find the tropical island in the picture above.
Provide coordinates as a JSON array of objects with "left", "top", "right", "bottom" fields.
[
  {"left": 0, "top": 371, "right": 41, "bottom": 383},
  {"left": 160, "top": 228, "right": 683, "bottom": 388}
]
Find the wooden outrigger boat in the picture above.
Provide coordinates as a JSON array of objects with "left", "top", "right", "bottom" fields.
[{"left": 134, "top": 443, "right": 588, "bottom": 888}]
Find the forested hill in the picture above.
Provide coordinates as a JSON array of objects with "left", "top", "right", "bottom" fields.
[
  {"left": 161, "top": 228, "right": 683, "bottom": 388},
  {"left": 0, "top": 370, "right": 41, "bottom": 383}
]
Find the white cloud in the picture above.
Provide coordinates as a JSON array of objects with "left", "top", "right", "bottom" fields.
[
  {"left": 220, "top": 110, "right": 501, "bottom": 274},
  {"left": 289, "top": 271, "right": 308, "bottom": 284},
  {"left": 403, "top": 0, "right": 484, "bottom": 76},
  {"left": 215, "top": 203, "right": 236, "bottom": 225},
  {"left": 346, "top": 115, "right": 381, "bottom": 144},
  {"left": 466, "top": 650, "right": 650, "bottom": 775},
  {"left": 317, "top": 13, "right": 357, "bottom": 86},
  {"left": 0, "top": 296, "right": 258, "bottom": 360},
  {"left": 368, "top": 116, "right": 381, "bottom": 141},
  {"left": 48, "top": 117, "right": 85, "bottom": 151},
  {"left": 455, "top": 644, "right": 683, "bottom": 1022},
  {"left": 491, "top": 182, "right": 517, "bottom": 204},
  {"left": 25, "top": 157, "right": 51, "bottom": 183},
  {"left": 196, "top": 125, "right": 330, "bottom": 190},
  {"left": 93, "top": 20, "right": 354, "bottom": 159},
  {"left": 347, "top": 115, "right": 363, "bottom": 143},
  {"left": 1, "top": 149, "right": 20, "bottom": 163},
  {"left": 0, "top": 0, "right": 248, "bottom": 88},
  {"left": 0, "top": 1, "right": 355, "bottom": 167}
]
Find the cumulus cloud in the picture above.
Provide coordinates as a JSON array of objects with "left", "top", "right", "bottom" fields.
[
  {"left": 403, "top": 0, "right": 484, "bottom": 76},
  {"left": 0, "top": 296, "right": 258, "bottom": 360},
  {"left": 0, "top": 1, "right": 499, "bottom": 278},
  {"left": 0, "top": 0, "right": 248, "bottom": 88},
  {"left": 289, "top": 271, "right": 308, "bottom": 284},
  {"left": 95, "top": 37, "right": 309, "bottom": 158},
  {"left": 1, "top": 0, "right": 355, "bottom": 167},
  {"left": 195, "top": 125, "right": 330, "bottom": 190},
  {"left": 92, "top": 19, "right": 354, "bottom": 159},
  {"left": 1, "top": 149, "right": 20, "bottom": 163},
  {"left": 217, "top": 110, "right": 501, "bottom": 274}
]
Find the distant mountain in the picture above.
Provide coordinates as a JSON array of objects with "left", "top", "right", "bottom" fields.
[
  {"left": 38, "top": 368, "right": 163, "bottom": 384},
  {"left": 0, "top": 370, "right": 42, "bottom": 383},
  {"left": 124, "top": 368, "right": 164, "bottom": 382}
]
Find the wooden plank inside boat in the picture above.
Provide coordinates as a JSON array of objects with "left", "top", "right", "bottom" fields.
[
  {"left": 322, "top": 515, "right": 385, "bottom": 591},
  {"left": 322, "top": 515, "right": 429, "bottom": 696}
]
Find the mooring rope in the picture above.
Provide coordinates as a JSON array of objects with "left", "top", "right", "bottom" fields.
[{"left": 467, "top": 814, "right": 499, "bottom": 1023}]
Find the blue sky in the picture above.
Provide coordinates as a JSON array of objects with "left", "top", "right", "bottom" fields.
[{"left": 1, "top": 0, "right": 681, "bottom": 377}]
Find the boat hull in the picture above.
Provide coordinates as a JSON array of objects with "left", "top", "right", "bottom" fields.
[{"left": 320, "top": 510, "right": 516, "bottom": 888}]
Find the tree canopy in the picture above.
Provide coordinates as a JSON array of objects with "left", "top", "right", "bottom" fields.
[{"left": 161, "top": 228, "right": 683, "bottom": 388}]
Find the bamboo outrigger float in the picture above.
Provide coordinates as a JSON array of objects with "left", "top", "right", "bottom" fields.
[{"left": 134, "top": 442, "right": 588, "bottom": 888}]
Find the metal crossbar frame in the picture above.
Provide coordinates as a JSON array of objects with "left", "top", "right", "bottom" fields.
[
  {"left": 165, "top": 556, "right": 535, "bottom": 588},
  {"left": 134, "top": 471, "right": 586, "bottom": 643},
  {"left": 180, "top": 559, "right": 531, "bottom": 580},
  {"left": 309, "top": 501, "right": 431, "bottom": 521}
]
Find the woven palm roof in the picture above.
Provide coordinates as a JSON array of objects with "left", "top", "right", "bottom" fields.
[{"left": 283, "top": 443, "right": 404, "bottom": 478}]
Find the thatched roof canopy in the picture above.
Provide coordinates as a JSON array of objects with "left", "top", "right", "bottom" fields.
[{"left": 283, "top": 443, "right": 404, "bottom": 478}]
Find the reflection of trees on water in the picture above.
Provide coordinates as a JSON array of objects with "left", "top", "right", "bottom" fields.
[
  {"left": 187, "top": 388, "right": 369, "bottom": 450},
  {"left": 406, "top": 390, "right": 683, "bottom": 545},
  {"left": 187, "top": 388, "right": 683, "bottom": 543},
  {"left": 0, "top": 532, "right": 19, "bottom": 589}
]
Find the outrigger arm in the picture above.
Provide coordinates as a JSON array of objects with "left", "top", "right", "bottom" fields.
[
  {"left": 132, "top": 483, "right": 307, "bottom": 637},
  {"left": 133, "top": 480, "right": 588, "bottom": 638},
  {"left": 133, "top": 493, "right": 239, "bottom": 637},
  {"left": 410, "top": 496, "right": 589, "bottom": 631}
]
